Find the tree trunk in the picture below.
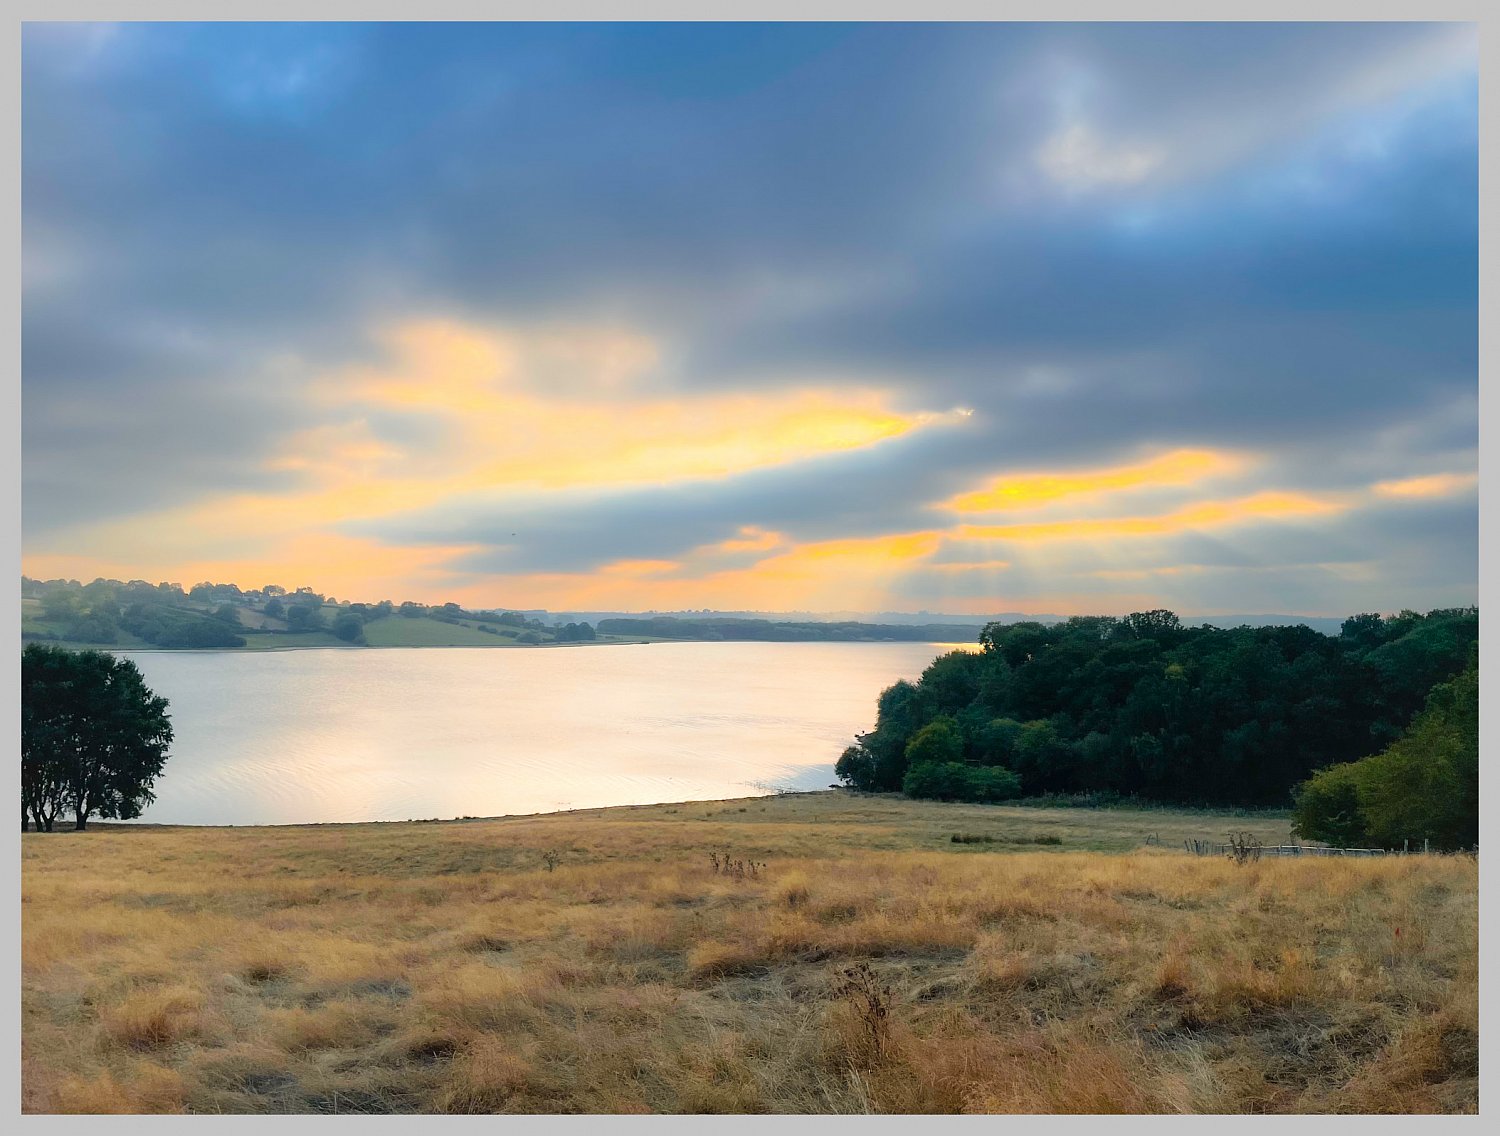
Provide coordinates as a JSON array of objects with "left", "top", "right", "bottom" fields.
[{"left": 74, "top": 812, "right": 88, "bottom": 831}]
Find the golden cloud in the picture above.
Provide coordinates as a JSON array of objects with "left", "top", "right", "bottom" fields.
[
  {"left": 956, "top": 491, "right": 1343, "bottom": 543},
  {"left": 1371, "top": 472, "right": 1477, "bottom": 499},
  {"left": 946, "top": 448, "right": 1248, "bottom": 514},
  {"left": 320, "top": 319, "right": 938, "bottom": 497}
]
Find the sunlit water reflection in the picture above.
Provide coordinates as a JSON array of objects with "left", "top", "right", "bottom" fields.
[{"left": 113, "top": 641, "right": 975, "bottom": 825}]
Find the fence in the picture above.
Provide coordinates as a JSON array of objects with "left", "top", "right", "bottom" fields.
[{"left": 1184, "top": 839, "right": 1420, "bottom": 858}]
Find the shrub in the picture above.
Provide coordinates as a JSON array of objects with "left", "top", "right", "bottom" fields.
[
  {"left": 834, "top": 744, "right": 878, "bottom": 791},
  {"left": 903, "top": 761, "right": 1021, "bottom": 804},
  {"left": 1291, "top": 764, "right": 1368, "bottom": 847},
  {"left": 904, "top": 719, "right": 963, "bottom": 767}
]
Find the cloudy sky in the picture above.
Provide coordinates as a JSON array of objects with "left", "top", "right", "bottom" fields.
[{"left": 22, "top": 22, "right": 1477, "bottom": 616}]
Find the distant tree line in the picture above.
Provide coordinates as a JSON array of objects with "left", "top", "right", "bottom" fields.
[
  {"left": 21, "top": 577, "right": 557, "bottom": 648},
  {"left": 596, "top": 616, "right": 983, "bottom": 642},
  {"left": 23, "top": 579, "right": 248, "bottom": 649},
  {"left": 836, "top": 608, "right": 1478, "bottom": 821}
]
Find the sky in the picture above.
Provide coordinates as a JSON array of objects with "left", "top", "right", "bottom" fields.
[{"left": 21, "top": 21, "right": 1478, "bottom": 617}]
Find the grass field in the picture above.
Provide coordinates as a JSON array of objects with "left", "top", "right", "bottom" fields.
[
  {"left": 360, "top": 617, "right": 521, "bottom": 648},
  {"left": 21, "top": 792, "right": 1477, "bottom": 1114}
]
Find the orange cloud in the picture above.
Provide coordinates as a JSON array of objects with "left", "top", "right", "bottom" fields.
[
  {"left": 468, "top": 529, "right": 948, "bottom": 614},
  {"left": 716, "top": 526, "right": 785, "bottom": 554},
  {"left": 946, "top": 448, "right": 1247, "bottom": 513},
  {"left": 598, "top": 559, "right": 683, "bottom": 577},
  {"left": 321, "top": 319, "right": 938, "bottom": 497},
  {"left": 26, "top": 317, "right": 967, "bottom": 605},
  {"left": 927, "top": 559, "right": 1013, "bottom": 573},
  {"left": 956, "top": 491, "right": 1343, "bottom": 543},
  {"left": 1371, "top": 472, "right": 1477, "bottom": 499}
]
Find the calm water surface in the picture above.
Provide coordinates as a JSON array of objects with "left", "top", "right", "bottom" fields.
[{"left": 115, "top": 642, "right": 971, "bottom": 825}]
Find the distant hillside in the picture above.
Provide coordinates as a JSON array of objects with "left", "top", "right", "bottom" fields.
[
  {"left": 21, "top": 575, "right": 1356, "bottom": 650},
  {"left": 560, "top": 609, "right": 1347, "bottom": 635},
  {"left": 593, "top": 616, "right": 985, "bottom": 643}
]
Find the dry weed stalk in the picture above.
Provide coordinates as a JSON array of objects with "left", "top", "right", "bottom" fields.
[
  {"left": 708, "top": 850, "right": 766, "bottom": 879},
  {"left": 831, "top": 963, "right": 893, "bottom": 1064},
  {"left": 1226, "top": 831, "right": 1262, "bottom": 866}
]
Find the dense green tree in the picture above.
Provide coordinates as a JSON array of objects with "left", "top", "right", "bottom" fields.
[
  {"left": 904, "top": 718, "right": 963, "bottom": 768},
  {"left": 156, "top": 620, "right": 246, "bottom": 649},
  {"left": 863, "top": 680, "right": 929, "bottom": 790},
  {"left": 917, "top": 651, "right": 985, "bottom": 710},
  {"left": 967, "top": 765, "right": 1023, "bottom": 802},
  {"left": 285, "top": 603, "right": 325, "bottom": 631},
  {"left": 834, "top": 745, "right": 877, "bottom": 790},
  {"left": 22, "top": 645, "right": 173, "bottom": 831},
  {"left": 40, "top": 589, "right": 80, "bottom": 623},
  {"left": 978, "top": 717, "right": 1024, "bottom": 766},
  {"left": 63, "top": 610, "right": 119, "bottom": 645},
  {"left": 902, "top": 760, "right": 966, "bottom": 801},
  {"left": 902, "top": 760, "right": 1021, "bottom": 803},
  {"left": 1290, "top": 764, "right": 1369, "bottom": 847},
  {"left": 838, "top": 607, "right": 1477, "bottom": 809},
  {"left": 332, "top": 613, "right": 366, "bottom": 644},
  {"left": 1012, "top": 718, "right": 1073, "bottom": 791}
]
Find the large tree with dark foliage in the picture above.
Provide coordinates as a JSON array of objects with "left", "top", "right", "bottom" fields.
[
  {"left": 837, "top": 608, "right": 1477, "bottom": 809},
  {"left": 21, "top": 645, "right": 173, "bottom": 831}
]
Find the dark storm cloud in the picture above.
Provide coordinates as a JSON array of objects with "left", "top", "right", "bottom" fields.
[{"left": 22, "top": 21, "right": 1476, "bottom": 611}]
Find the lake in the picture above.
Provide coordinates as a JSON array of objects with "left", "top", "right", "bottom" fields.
[{"left": 114, "top": 641, "right": 973, "bottom": 825}]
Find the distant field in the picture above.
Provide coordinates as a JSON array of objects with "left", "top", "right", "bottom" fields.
[
  {"left": 236, "top": 630, "right": 356, "bottom": 650},
  {"left": 22, "top": 792, "right": 1475, "bottom": 1114},
  {"left": 358, "top": 617, "right": 513, "bottom": 648}
]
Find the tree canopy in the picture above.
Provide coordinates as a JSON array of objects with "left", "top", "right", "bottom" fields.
[
  {"left": 1292, "top": 651, "right": 1477, "bottom": 850},
  {"left": 21, "top": 645, "right": 173, "bottom": 831},
  {"left": 836, "top": 607, "right": 1477, "bottom": 809}
]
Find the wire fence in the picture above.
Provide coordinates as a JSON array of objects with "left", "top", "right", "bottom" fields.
[
  {"left": 1183, "top": 839, "right": 1388, "bottom": 857},
  {"left": 1180, "top": 839, "right": 1474, "bottom": 858}
]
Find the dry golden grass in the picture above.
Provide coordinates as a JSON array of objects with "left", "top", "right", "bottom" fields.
[{"left": 22, "top": 790, "right": 1477, "bottom": 1114}]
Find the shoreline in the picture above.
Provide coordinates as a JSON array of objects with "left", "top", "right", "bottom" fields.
[
  {"left": 27, "top": 638, "right": 980, "bottom": 655},
  {"left": 34, "top": 788, "right": 1293, "bottom": 834}
]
